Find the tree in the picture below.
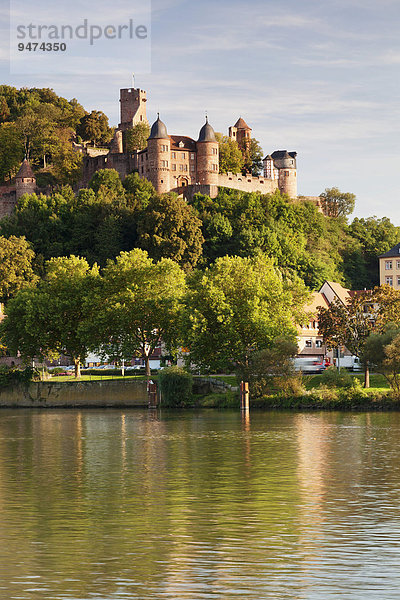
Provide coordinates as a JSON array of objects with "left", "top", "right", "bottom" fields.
[
  {"left": 136, "top": 193, "right": 204, "bottom": 269},
  {"left": 0, "top": 256, "right": 100, "bottom": 377},
  {"left": 77, "top": 111, "right": 113, "bottom": 146},
  {"left": 0, "top": 122, "right": 24, "bottom": 181},
  {"left": 215, "top": 133, "right": 244, "bottom": 174},
  {"left": 184, "top": 254, "right": 308, "bottom": 373},
  {"left": 97, "top": 249, "right": 186, "bottom": 376},
  {"left": 240, "top": 138, "right": 263, "bottom": 176},
  {"left": 317, "top": 291, "right": 375, "bottom": 387},
  {"left": 320, "top": 187, "right": 356, "bottom": 218},
  {"left": 89, "top": 168, "right": 125, "bottom": 201},
  {"left": 125, "top": 122, "right": 150, "bottom": 151},
  {"left": 123, "top": 171, "right": 156, "bottom": 209},
  {"left": 0, "top": 235, "right": 38, "bottom": 302},
  {"left": 374, "top": 284, "right": 400, "bottom": 328},
  {"left": 347, "top": 217, "right": 400, "bottom": 287},
  {"left": 364, "top": 327, "right": 400, "bottom": 395}
]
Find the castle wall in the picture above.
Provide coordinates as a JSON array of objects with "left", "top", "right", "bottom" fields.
[
  {"left": 218, "top": 172, "right": 278, "bottom": 194},
  {"left": 0, "top": 189, "right": 17, "bottom": 219}
]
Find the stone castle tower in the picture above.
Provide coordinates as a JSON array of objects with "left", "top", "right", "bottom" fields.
[
  {"left": 15, "top": 159, "right": 36, "bottom": 200},
  {"left": 119, "top": 87, "right": 148, "bottom": 131},
  {"left": 197, "top": 117, "right": 219, "bottom": 186},
  {"left": 229, "top": 117, "right": 252, "bottom": 148},
  {"left": 147, "top": 115, "right": 171, "bottom": 194}
]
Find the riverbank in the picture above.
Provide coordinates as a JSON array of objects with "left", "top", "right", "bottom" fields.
[{"left": 0, "top": 374, "right": 398, "bottom": 411}]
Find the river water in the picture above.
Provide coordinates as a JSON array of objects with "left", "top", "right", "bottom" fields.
[{"left": 0, "top": 409, "right": 400, "bottom": 599}]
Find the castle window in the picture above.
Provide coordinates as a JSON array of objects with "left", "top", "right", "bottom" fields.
[
  {"left": 316, "top": 340, "right": 323, "bottom": 348},
  {"left": 397, "top": 260, "right": 400, "bottom": 269},
  {"left": 172, "top": 164, "right": 176, "bottom": 171},
  {"left": 190, "top": 153, "right": 195, "bottom": 160},
  {"left": 179, "top": 164, "right": 188, "bottom": 172},
  {"left": 212, "top": 148, "right": 218, "bottom": 155},
  {"left": 161, "top": 145, "right": 168, "bottom": 152},
  {"left": 385, "top": 260, "right": 393, "bottom": 270},
  {"left": 181, "top": 152, "right": 186, "bottom": 159},
  {"left": 191, "top": 165, "right": 195, "bottom": 172},
  {"left": 305, "top": 340, "right": 312, "bottom": 348},
  {"left": 161, "top": 160, "right": 168, "bottom": 167},
  {"left": 284, "top": 171, "right": 289, "bottom": 176},
  {"left": 386, "top": 276, "right": 393, "bottom": 286},
  {"left": 172, "top": 152, "right": 176, "bottom": 159},
  {"left": 140, "top": 115, "right": 143, "bottom": 121},
  {"left": 212, "top": 164, "right": 218, "bottom": 171},
  {"left": 260, "top": 180, "right": 264, "bottom": 184}
]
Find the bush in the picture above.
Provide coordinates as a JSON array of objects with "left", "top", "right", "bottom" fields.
[
  {"left": 159, "top": 366, "right": 193, "bottom": 407},
  {"left": 320, "top": 366, "right": 353, "bottom": 388},
  {"left": 0, "top": 366, "right": 34, "bottom": 388}
]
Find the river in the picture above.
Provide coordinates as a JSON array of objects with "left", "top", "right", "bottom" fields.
[{"left": 0, "top": 408, "right": 399, "bottom": 599}]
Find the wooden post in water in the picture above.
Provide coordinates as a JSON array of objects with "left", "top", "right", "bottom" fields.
[
  {"left": 240, "top": 381, "right": 249, "bottom": 411},
  {"left": 148, "top": 380, "right": 158, "bottom": 409}
]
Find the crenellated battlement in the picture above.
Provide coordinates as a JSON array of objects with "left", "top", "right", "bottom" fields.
[{"left": 218, "top": 172, "right": 279, "bottom": 195}]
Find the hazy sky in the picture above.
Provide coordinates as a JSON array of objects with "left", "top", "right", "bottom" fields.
[{"left": 2, "top": 0, "right": 400, "bottom": 222}]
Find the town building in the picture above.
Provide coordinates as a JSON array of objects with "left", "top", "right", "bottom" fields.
[{"left": 379, "top": 242, "right": 400, "bottom": 288}]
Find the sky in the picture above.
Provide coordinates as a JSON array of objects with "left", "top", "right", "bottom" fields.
[{"left": 1, "top": 0, "right": 400, "bottom": 222}]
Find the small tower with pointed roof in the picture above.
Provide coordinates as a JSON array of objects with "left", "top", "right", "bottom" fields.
[
  {"left": 229, "top": 117, "right": 252, "bottom": 148},
  {"left": 147, "top": 114, "right": 171, "bottom": 194},
  {"left": 197, "top": 117, "right": 219, "bottom": 186},
  {"left": 15, "top": 159, "right": 36, "bottom": 200}
]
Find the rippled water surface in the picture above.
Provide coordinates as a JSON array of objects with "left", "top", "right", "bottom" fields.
[{"left": 1, "top": 409, "right": 400, "bottom": 599}]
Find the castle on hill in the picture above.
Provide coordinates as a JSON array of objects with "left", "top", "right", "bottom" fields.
[
  {"left": 83, "top": 85, "right": 302, "bottom": 201},
  {"left": 0, "top": 85, "right": 322, "bottom": 218}
]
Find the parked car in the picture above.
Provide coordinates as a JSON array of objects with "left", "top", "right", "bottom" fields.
[{"left": 294, "top": 357, "right": 327, "bottom": 374}]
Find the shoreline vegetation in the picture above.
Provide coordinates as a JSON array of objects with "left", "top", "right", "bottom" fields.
[{"left": 0, "top": 369, "right": 399, "bottom": 411}]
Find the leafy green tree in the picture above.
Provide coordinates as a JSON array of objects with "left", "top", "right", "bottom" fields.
[
  {"left": 0, "top": 96, "right": 10, "bottom": 122},
  {"left": 52, "top": 145, "right": 83, "bottom": 185},
  {"left": 320, "top": 187, "right": 356, "bottom": 218},
  {"left": 0, "top": 235, "right": 38, "bottom": 302},
  {"left": 240, "top": 138, "right": 263, "bottom": 175},
  {"left": 0, "top": 256, "right": 100, "bottom": 377},
  {"left": 0, "top": 122, "right": 24, "bottom": 181},
  {"left": 96, "top": 249, "right": 186, "bottom": 376},
  {"left": 184, "top": 254, "right": 308, "bottom": 373},
  {"left": 77, "top": 111, "right": 113, "bottom": 146},
  {"left": 364, "top": 327, "right": 400, "bottom": 395},
  {"left": 125, "top": 122, "right": 150, "bottom": 151},
  {"left": 347, "top": 216, "right": 400, "bottom": 288},
  {"left": 317, "top": 291, "right": 376, "bottom": 387},
  {"left": 216, "top": 133, "right": 244, "bottom": 174},
  {"left": 137, "top": 193, "right": 204, "bottom": 269},
  {"left": 89, "top": 168, "right": 125, "bottom": 201},
  {"left": 0, "top": 191, "right": 72, "bottom": 263},
  {"left": 123, "top": 171, "right": 156, "bottom": 209}
]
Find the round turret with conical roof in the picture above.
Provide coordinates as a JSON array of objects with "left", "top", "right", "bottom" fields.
[
  {"left": 15, "top": 158, "right": 36, "bottom": 200},
  {"left": 197, "top": 117, "right": 219, "bottom": 186},
  {"left": 198, "top": 117, "right": 217, "bottom": 143},
  {"left": 147, "top": 115, "right": 171, "bottom": 193},
  {"left": 149, "top": 114, "right": 169, "bottom": 140}
]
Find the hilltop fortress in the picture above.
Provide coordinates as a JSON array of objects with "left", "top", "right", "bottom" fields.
[
  {"left": 83, "top": 85, "right": 308, "bottom": 202},
  {"left": 0, "top": 85, "right": 322, "bottom": 219}
]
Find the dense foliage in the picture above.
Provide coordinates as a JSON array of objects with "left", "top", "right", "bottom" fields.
[{"left": 0, "top": 86, "right": 113, "bottom": 185}]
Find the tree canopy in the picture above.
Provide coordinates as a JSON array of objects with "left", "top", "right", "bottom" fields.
[{"left": 184, "top": 254, "right": 308, "bottom": 373}]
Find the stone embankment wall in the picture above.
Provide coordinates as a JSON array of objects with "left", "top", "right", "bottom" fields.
[{"left": 0, "top": 380, "right": 148, "bottom": 408}]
